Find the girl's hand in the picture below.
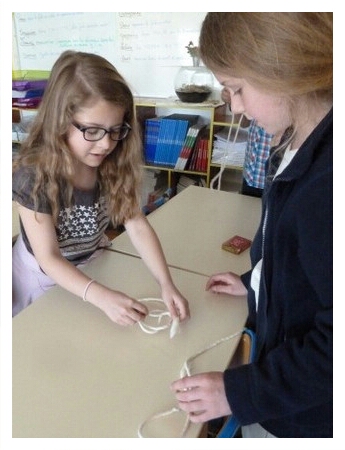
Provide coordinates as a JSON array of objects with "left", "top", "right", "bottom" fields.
[
  {"left": 161, "top": 285, "right": 190, "bottom": 322},
  {"left": 171, "top": 372, "right": 231, "bottom": 423},
  {"left": 86, "top": 282, "right": 148, "bottom": 326},
  {"left": 205, "top": 272, "right": 247, "bottom": 296}
]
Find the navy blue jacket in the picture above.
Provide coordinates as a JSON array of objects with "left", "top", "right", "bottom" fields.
[{"left": 224, "top": 108, "right": 333, "bottom": 437}]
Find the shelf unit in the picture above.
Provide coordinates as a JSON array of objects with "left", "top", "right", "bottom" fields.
[
  {"left": 12, "top": 93, "right": 250, "bottom": 193},
  {"left": 134, "top": 97, "right": 250, "bottom": 194},
  {"left": 12, "top": 71, "right": 50, "bottom": 159},
  {"left": 134, "top": 97, "right": 218, "bottom": 189}
]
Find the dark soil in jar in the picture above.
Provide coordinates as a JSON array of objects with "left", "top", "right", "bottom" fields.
[{"left": 175, "top": 85, "right": 212, "bottom": 103}]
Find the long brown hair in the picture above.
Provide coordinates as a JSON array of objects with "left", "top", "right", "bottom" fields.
[{"left": 13, "top": 50, "right": 143, "bottom": 226}]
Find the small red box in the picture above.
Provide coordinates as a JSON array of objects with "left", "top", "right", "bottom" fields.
[{"left": 222, "top": 235, "right": 252, "bottom": 254}]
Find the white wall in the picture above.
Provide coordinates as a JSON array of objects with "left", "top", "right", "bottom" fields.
[{"left": 13, "top": 12, "right": 210, "bottom": 98}]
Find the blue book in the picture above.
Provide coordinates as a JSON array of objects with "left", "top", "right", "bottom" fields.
[
  {"left": 164, "top": 114, "right": 200, "bottom": 167},
  {"left": 154, "top": 118, "right": 176, "bottom": 166},
  {"left": 143, "top": 118, "right": 161, "bottom": 164},
  {"left": 159, "top": 114, "right": 200, "bottom": 167},
  {"left": 163, "top": 119, "right": 178, "bottom": 165},
  {"left": 170, "top": 120, "right": 189, "bottom": 166},
  {"left": 154, "top": 119, "right": 169, "bottom": 165}
]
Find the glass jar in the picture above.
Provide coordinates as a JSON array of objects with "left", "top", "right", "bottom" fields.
[{"left": 174, "top": 65, "right": 213, "bottom": 103}]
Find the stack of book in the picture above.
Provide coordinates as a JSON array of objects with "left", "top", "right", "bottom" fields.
[
  {"left": 186, "top": 136, "right": 209, "bottom": 172},
  {"left": 12, "top": 79, "right": 48, "bottom": 109},
  {"left": 143, "top": 114, "right": 200, "bottom": 167},
  {"left": 174, "top": 123, "right": 206, "bottom": 171},
  {"left": 211, "top": 126, "right": 248, "bottom": 167}
]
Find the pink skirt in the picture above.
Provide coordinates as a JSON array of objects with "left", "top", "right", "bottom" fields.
[{"left": 12, "top": 233, "right": 109, "bottom": 317}]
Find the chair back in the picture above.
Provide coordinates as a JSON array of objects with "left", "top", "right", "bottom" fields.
[{"left": 217, "top": 328, "right": 256, "bottom": 438}]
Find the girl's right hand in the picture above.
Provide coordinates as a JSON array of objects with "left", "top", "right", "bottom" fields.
[
  {"left": 205, "top": 271, "right": 247, "bottom": 297},
  {"left": 85, "top": 282, "right": 148, "bottom": 326}
]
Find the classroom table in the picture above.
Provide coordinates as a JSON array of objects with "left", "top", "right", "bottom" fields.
[
  {"left": 110, "top": 185, "right": 262, "bottom": 277},
  {"left": 12, "top": 250, "right": 248, "bottom": 438}
]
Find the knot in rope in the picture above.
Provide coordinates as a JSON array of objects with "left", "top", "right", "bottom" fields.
[{"left": 137, "top": 298, "right": 180, "bottom": 339}]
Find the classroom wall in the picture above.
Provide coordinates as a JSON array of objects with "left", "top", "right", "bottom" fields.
[{"left": 12, "top": 12, "right": 221, "bottom": 99}]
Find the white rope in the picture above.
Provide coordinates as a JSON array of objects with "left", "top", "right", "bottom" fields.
[
  {"left": 210, "top": 113, "right": 244, "bottom": 191},
  {"left": 137, "top": 406, "right": 190, "bottom": 439},
  {"left": 180, "top": 330, "right": 243, "bottom": 378},
  {"left": 138, "top": 329, "right": 243, "bottom": 438},
  {"left": 137, "top": 298, "right": 180, "bottom": 339}
]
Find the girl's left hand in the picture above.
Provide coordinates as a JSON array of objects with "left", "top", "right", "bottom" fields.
[
  {"left": 205, "top": 271, "right": 247, "bottom": 296},
  {"left": 161, "top": 285, "right": 190, "bottom": 322}
]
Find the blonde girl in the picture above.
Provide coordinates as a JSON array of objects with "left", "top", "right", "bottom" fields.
[
  {"left": 13, "top": 50, "right": 190, "bottom": 325},
  {"left": 172, "top": 13, "right": 332, "bottom": 438}
]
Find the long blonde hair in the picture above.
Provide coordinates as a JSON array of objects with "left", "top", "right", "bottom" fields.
[
  {"left": 199, "top": 13, "right": 333, "bottom": 175},
  {"left": 199, "top": 13, "right": 332, "bottom": 102},
  {"left": 13, "top": 50, "right": 143, "bottom": 226}
]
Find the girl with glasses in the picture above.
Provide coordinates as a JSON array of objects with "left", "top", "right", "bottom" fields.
[{"left": 13, "top": 50, "right": 190, "bottom": 326}]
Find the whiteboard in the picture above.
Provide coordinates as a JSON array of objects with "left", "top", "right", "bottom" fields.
[{"left": 13, "top": 12, "right": 207, "bottom": 98}]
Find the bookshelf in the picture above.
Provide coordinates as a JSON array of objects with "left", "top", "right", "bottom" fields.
[
  {"left": 135, "top": 97, "right": 217, "bottom": 188},
  {"left": 134, "top": 97, "right": 250, "bottom": 196},
  {"left": 12, "top": 88, "right": 249, "bottom": 202},
  {"left": 12, "top": 71, "right": 50, "bottom": 160}
]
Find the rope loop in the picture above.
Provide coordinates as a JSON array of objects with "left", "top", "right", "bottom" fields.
[
  {"left": 137, "top": 298, "right": 180, "bottom": 339},
  {"left": 138, "top": 329, "right": 243, "bottom": 438},
  {"left": 138, "top": 406, "right": 190, "bottom": 439}
]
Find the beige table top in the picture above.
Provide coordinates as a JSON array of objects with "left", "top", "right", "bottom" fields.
[
  {"left": 13, "top": 250, "right": 248, "bottom": 438},
  {"left": 111, "top": 185, "right": 262, "bottom": 277}
]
